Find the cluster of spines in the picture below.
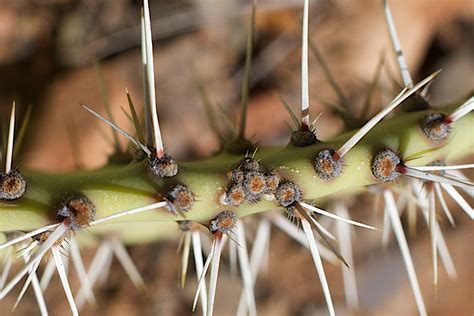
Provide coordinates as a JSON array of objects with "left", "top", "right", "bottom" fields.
[
  {"left": 0, "top": 1, "right": 473, "bottom": 316},
  {"left": 0, "top": 103, "right": 27, "bottom": 201},
  {"left": 223, "top": 156, "right": 280, "bottom": 206}
]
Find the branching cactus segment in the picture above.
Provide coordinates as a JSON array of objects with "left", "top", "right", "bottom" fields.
[
  {"left": 0, "top": 104, "right": 472, "bottom": 234},
  {"left": 1, "top": 0, "right": 473, "bottom": 315}
]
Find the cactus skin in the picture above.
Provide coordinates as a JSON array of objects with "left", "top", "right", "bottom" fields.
[{"left": 0, "top": 103, "right": 472, "bottom": 244}]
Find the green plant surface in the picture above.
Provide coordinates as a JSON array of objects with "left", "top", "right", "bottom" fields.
[{"left": 0, "top": 104, "right": 472, "bottom": 241}]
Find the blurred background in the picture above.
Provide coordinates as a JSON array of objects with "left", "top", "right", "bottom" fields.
[{"left": 0, "top": 0, "right": 473, "bottom": 315}]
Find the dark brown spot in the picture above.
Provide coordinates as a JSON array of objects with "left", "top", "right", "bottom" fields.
[
  {"left": 371, "top": 149, "right": 401, "bottom": 182},
  {"left": 228, "top": 169, "right": 245, "bottom": 184},
  {"left": 291, "top": 129, "right": 318, "bottom": 147},
  {"left": 240, "top": 157, "right": 260, "bottom": 171},
  {"left": 248, "top": 174, "right": 265, "bottom": 194},
  {"left": 379, "top": 157, "right": 395, "bottom": 178},
  {"left": 57, "top": 195, "right": 96, "bottom": 230},
  {"left": 166, "top": 184, "right": 195, "bottom": 212},
  {"left": 148, "top": 154, "right": 178, "bottom": 178},
  {"left": 210, "top": 211, "right": 236, "bottom": 234},
  {"left": 314, "top": 149, "right": 343, "bottom": 180},
  {"left": 0, "top": 170, "right": 26, "bottom": 201},
  {"left": 275, "top": 182, "right": 302, "bottom": 207},
  {"left": 225, "top": 184, "right": 246, "bottom": 206},
  {"left": 265, "top": 172, "right": 280, "bottom": 193},
  {"left": 419, "top": 112, "right": 450, "bottom": 142},
  {"left": 243, "top": 172, "right": 267, "bottom": 202}
]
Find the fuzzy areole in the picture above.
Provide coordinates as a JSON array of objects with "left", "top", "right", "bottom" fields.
[{"left": 0, "top": 170, "right": 26, "bottom": 201}]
